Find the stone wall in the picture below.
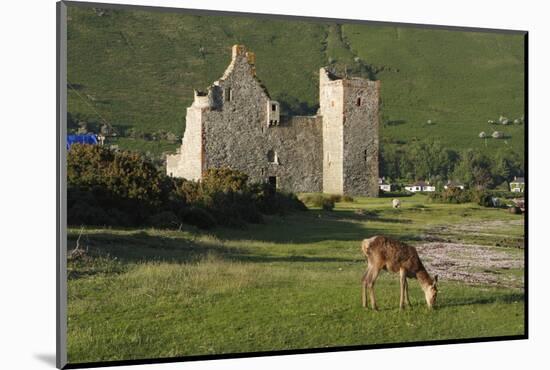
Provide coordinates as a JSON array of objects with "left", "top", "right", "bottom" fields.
[
  {"left": 264, "top": 116, "right": 323, "bottom": 192},
  {"left": 318, "top": 69, "right": 379, "bottom": 196},
  {"left": 342, "top": 79, "right": 380, "bottom": 196},
  {"left": 201, "top": 47, "right": 271, "bottom": 183},
  {"left": 200, "top": 46, "right": 323, "bottom": 192}
]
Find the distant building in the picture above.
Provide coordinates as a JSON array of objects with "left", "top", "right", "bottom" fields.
[
  {"left": 510, "top": 177, "right": 525, "bottom": 193},
  {"left": 444, "top": 180, "right": 465, "bottom": 190},
  {"left": 378, "top": 178, "right": 393, "bottom": 192},
  {"left": 405, "top": 181, "right": 435, "bottom": 192}
]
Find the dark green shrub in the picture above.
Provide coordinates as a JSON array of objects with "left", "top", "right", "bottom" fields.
[
  {"left": 68, "top": 146, "right": 306, "bottom": 229},
  {"left": 325, "top": 194, "right": 354, "bottom": 203},
  {"left": 67, "top": 144, "right": 176, "bottom": 226},
  {"left": 474, "top": 191, "right": 494, "bottom": 207},
  {"left": 327, "top": 194, "right": 342, "bottom": 203},
  {"left": 306, "top": 194, "right": 326, "bottom": 208},
  {"left": 300, "top": 193, "right": 340, "bottom": 210},
  {"left": 298, "top": 194, "right": 316, "bottom": 205},
  {"left": 68, "top": 201, "right": 112, "bottom": 226},
  {"left": 148, "top": 211, "right": 180, "bottom": 229},
  {"left": 104, "top": 208, "right": 133, "bottom": 227},
  {"left": 202, "top": 168, "right": 248, "bottom": 193},
  {"left": 428, "top": 188, "right": 471, "bottom": 204},
  {"left": 252, "top": 183, "right": 306, "bottom": 215},
  {"left": 321, "top": 197, "right": 335, "bottom": 211},
  {"left": 180, "top": 207, "right": 217, "bottom": 229},
  {"left": 177, "top": 180, "right": 202, "bottom": 204}
]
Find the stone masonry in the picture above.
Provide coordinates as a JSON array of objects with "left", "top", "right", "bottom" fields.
[{"left": 166, "top": 45, "right": 379, "bottom": 196}]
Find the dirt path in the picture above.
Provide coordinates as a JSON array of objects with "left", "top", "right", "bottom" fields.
[
  {"left": 414, "top": 219, "right": 524, "bottom": 289},
  {"left": 416, "top": 242, "right": 524, "bottom": 289}
]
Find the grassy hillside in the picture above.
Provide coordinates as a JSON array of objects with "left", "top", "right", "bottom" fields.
[{"left": 66, "top": 5, "right": 525, "bottom": 158}]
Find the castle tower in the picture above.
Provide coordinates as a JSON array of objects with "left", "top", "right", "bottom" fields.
[{"left": 320, "top": 68, "right": 379, "bottom": 196}]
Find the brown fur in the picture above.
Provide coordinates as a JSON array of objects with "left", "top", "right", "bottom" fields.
[{"left": 361, "top": 236, "right": 438, "bottom": 310}]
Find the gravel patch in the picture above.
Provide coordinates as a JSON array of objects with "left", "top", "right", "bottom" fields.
[{"left": 416, "top": 242, "right": 524, "bottom": 289}]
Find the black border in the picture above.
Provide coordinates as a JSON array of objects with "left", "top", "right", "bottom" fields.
[{"left": 57, "top": 1, "right": 529, "bottom": 369}]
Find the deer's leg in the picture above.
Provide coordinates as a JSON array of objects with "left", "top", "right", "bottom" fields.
[
  {"left": 399, "top": 269, "right": 407, "bottom": 310},
  {"left": 361, "top": 269, "right": 370, "bottom": 308},
  {"left": 404, "top": 278, "right": 411, "bottom": 307},
  {"left": 367, "top": 267, "right": 380, "bottom": 311}
]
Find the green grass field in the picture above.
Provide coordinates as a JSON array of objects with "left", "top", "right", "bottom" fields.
[
  {"left": 66, "top": 194, "right": 525, "bottom": 364},
  {"left": 66, "top": 6, "right": 525, "bottom": 158}
]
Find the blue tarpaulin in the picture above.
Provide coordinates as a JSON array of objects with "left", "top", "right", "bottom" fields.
[{"left": 67, "top": 134, "right": 98, "bottom": 150}]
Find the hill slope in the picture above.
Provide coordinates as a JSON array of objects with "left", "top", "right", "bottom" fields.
[{"left": 66, "top": 5, "right": 525, "bottom": 159}]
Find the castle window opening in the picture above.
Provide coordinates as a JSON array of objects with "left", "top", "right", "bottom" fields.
[
  {"left": 356, "top": 97, "right": 362, "bottom": 106},
  {"left": 224, "top": 87, "right": 232, "bottom": 102},
  {"left": 267, "top": 149, "right": 279, "bottom": 164},
  {"left": 272, "top": 104, "right": 277, "bottom": 111},
  {"left": 364, "top": 149, "right": 368, "bottom": 162}
]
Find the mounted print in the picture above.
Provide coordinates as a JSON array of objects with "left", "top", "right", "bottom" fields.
[{"left": 57, "top": 1, "right": 527, "bottom": 368}]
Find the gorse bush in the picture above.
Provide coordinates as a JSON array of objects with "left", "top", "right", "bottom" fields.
[
  {"left": 67, "top": 145, "right": 305, "bottom": 228},
  {"left": 251, "top": 183, "right": 307, "bottom": 215},
  {"left": 68, "top": 144, "right": 175, "bottom": 225},
  {"left": 175, "top": 168, "right": 261, "bottom": 228}
]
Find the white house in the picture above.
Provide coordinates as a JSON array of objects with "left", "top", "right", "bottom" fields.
[
  {"left": 405, "top": 181, "right": 435, "bottom": 192},
  {"left": 510, "top": 177, "right": 525, "bottom": 193},
  {"left": 378, "top": 178, "right": 392, "bottom": 192},
  {"left": 444, "top": 181, "right": 465, "bottom": 190}
]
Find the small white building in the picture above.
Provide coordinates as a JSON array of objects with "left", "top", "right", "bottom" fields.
[
  {"left": 510, "top": 177, "right": 525, "bottom": 193},
  {"left": 444, "top": 181, "right": 465, "bottom": 190},
  {"left": 378, "top": 178, "right": 392, "bottom": 192},
  {"left": 405, "top": 181, "right": 435, "bottom": 192}
]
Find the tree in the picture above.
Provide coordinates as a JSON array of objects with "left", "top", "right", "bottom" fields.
[
  {"left": 451, "top": 148, "right": 493, "bottom": 189},
  {"left": 492, "top": 149, "right": 523, "bottom": 185}
]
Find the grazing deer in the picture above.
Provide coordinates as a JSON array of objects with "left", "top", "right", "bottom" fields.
[{"left": 361, "top": 235, "right": 438, "bottom": 310}]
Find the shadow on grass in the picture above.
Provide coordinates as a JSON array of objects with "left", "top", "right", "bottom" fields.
[
  {"left": 209, "top": 209, "right": 416, "bottom": 244},
  {"left": 66, "top": 209, "right": 424, "bottom": 279},
  {"left": 441, "top": 292, "right": 525, "bottom": 308},
  {"left": 67, "top": 228, "right": 360, "bottom": 279},
  {"left": 360, "top": 291, "right": 525, "bottom": 313}
]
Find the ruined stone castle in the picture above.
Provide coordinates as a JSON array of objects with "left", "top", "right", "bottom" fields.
[{"left": 166, "top": 45, "right": 379, "bottom": 196}]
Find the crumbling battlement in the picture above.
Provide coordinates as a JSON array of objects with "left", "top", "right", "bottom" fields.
[{"left": 166, "top": 45, "right": 379, "bottom": 196}]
